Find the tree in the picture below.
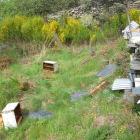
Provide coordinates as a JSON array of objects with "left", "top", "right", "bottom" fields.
[{"left": 91, "top": 0, "right": 134, "bottom": 33}]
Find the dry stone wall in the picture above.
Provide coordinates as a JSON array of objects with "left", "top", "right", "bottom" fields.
[{"left": 47, "top": 0, "right": 140, "bottom": 21}]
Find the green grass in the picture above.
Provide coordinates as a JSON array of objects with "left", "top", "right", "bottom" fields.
[{"left": 0, "top": 37, "right": 140, "bottom": 140}]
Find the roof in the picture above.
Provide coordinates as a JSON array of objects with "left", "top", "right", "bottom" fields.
[
  {"left": 43, "top": 61, "right": 57, "bottom": 64},
  {"left": 2, "top": 102, "right": 19, "bottom": 112}
]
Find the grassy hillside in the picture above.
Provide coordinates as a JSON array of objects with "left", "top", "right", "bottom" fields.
[
  {"left": 0, "top": 37, "right": 140, "bottom": 140},
  {"left": 1, "top": 6, "right": 140, "bottom": 140}
]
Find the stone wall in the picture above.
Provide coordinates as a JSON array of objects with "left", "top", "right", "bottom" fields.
[{"left": 46, "top": 0, "right": 140, "bottom": 21}]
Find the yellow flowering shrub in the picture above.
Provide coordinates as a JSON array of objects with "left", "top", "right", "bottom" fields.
[
  {"left": 59, "top": 18, "right": 91, "bottom": 44},
  {"left": 42, "top": 20, "right": 59, "bottom": 43},
  {"left": 21, "top": 16, "right": 44, "bottom": 41},
  {"left": 128, "top": 8, "right": 140, "bottom": 24},
  {"left": 0, "top": 15, "right": 26, "bottom": 41}
]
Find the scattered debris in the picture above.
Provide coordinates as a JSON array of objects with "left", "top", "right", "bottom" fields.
[
  {"left": 70, "top": 91, "right": 88, "bottom": 101},
  {"left": 128, "top": 69, "right": 136, "bottom": 86},
  {"left": 122, "top": 21, "right": 139, "bottom": 45},
  {"left": 134, "top": 78, "right": 140, "bottom": 87},
  {"left": 130, "top": 60, "right": 140, "bottom": 70},
  {"left": 29, "top": 109, "right": 54, "bottom": 120},
  {"left": 43, "top": 61, "right": 58, "bottom": 73},
  {"left": 112, "top": 79, "right": 132, "bottom": 90},
  {"left": 0, "top": 113, "right": 3, "bottom": 131},
  {"left": 97, "top": 64, "right": 116, "bottom": 77},
  {"left": 2, "top": 102, "right": 22, "bottom": 130},
  {"left": 90, "top": 81, "right": 111, "bottom": 96},
  {"left": 137, "top": 100, "right": 140, "bottom": 104}
]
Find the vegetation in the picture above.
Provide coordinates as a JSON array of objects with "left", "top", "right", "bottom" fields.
[
  {"left": 0, "top": 1, "right": 140, "bottom": 139},
  {"left": 1, "top": 36, "right": 140, "bottom": 139},
  {"left": 0, "top": 0, "right": 79, "bottom": 20}
]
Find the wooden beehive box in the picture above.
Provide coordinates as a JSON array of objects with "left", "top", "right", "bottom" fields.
[
  {"left": 43, "top": 61, "right": 58, "bottom": 73},
  {"left": 2, "top": 102, "right": 23, "bottom": 130},
  {"left": 0, "top": 113, "right": 3, "bottom": 131}
]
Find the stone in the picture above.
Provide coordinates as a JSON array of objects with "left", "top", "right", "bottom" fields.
[
  {"left": 97, "top": 64, "right": 116, "bottom": 77},
  {"left": 71, "top": 91, "right": 88, "bottom": 101},
  {"left": 0, "top": 46, "right": 7, "bottom": 50},
  {"left": 132, "top": 87, "right": 140, "bottom": 95},
  {"left": 29, "top": 109, "right": 54, "bottom": 120},
  {"left": 85, "top": 47, "right": 94, "bottom": 51}
]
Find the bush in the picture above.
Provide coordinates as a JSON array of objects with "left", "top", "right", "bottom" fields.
[
  {"left": 59, "top": 18, "right": 91, "bottom": 44},
  {"left": 21, "top": 16, "right": 44, "bottom": 41},
  {"left": 42, "top": 20, "right": 59, "bottom": 43},
  {"left": 0, "top": 16, "right": 26, "bottom": 41},
  {"left": 86, "top": 125, "right": 111, "bottom": 140}
]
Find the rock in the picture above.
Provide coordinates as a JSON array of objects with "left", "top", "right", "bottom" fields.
[
  {"left": 97, "top": 64, "right": 116, "bottom": 77},
  {"left": 29, "top": 109, "right": 54, "bottom": 120},
  {"left": 71, "top": 91, "right": 88, "bottom": 101},
  {"left": 134, "top": 0, "right": 140, "bottom": 5}
]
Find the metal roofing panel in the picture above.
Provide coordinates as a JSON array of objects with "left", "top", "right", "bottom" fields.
[
  {"left": 112, "top": 79, "right": 132, "bottom": 90},
  {"left": 123, "top": 21, "right": 139, "bottom": 32}
]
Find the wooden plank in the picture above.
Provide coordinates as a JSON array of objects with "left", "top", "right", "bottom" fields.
[
  {"left": 90, "top": 81, "right": 111, "bottom": 96},
  {"left": 17, "top": 116, "right": 22, "bottom": 125},
  {"left": 44, "top": 70, "right": 54, "bottom": 73}
]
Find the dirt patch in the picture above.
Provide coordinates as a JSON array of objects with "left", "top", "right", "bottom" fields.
[{"left": 95, "top": 115, "right": 107, "bottom": 128}]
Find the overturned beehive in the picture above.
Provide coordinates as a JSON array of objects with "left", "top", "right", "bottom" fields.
[
  {"left": 2, "top": 102, "right": 23, "bottom": 130},
  {"left": 43, "top": 61, "right": 58, "bottom": 73}
]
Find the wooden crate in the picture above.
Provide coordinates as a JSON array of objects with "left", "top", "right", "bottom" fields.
[
  {"left": 2, "top": 102, "right": 23, "bottom": 130},
  {"left": 0, "top": 113, "right": 3, "bottom": 131},
  {"left": 43, "top": 61, "right": 58, "bottom": 73}
]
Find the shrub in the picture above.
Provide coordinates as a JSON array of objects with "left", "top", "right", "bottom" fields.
[
  {"left": 0, "top": 16, "right": 25, "bottom": 41},
  {"left": 59, "top": 18, "right": 91, "bottom": 45},
  {"left": 21, "top": 16, "right": 44, "bottom": 41},
  {"left": 42, "top": 20, "right": 59, "bottom": 43}
]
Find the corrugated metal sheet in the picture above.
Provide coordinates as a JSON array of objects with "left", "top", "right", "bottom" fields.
[
  {"left": 123, "top": 21, "right": 139, "bottom": 32},
  {"left": 112, "top": 79, "right": 132, "bottom": 90}
]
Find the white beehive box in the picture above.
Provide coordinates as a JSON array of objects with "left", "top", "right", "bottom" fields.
[
  {"left": 2, "top": 102, "right": 22, "bottom": 130},
  {"left": 134, "top": 78, "right": 140, "bottom": 87},
  {"left": 43, "top": 61, "right": 58, "bottom": 73}
]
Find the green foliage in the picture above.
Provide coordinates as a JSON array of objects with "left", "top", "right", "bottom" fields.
[
  {"left": 31, "top": 97, "right": 42, "bottom": 110},
  {"left": 0, "top": 16, "right": 25, "bottom": 41},
  {"left": 21, "top": 16, "right": 44, "bottom": 41},
  {"left": 86, "top": 125, "right": 111, "bottom": 140},
  {"left": 0, "top": 0, "right": 79, "bottom": 19}
]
